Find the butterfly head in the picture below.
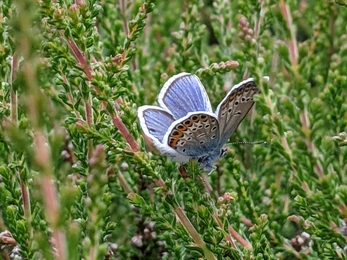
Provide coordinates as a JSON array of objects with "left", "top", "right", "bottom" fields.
[{"left": 197, "top": 147, "right": 227, "bottom": 173}]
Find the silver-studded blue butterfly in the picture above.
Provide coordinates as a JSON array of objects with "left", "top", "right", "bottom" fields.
[{"left": 138, "top": 72, "right": 267, "bottom": 172}]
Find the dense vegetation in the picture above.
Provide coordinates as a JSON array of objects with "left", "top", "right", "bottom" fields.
[{"left": 1, "top": 0, "right": 347, "bottom": 259}]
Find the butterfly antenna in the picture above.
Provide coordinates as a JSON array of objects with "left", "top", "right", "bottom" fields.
[{"left": 228, "top": 141, "right": 267, "bottom": 146}]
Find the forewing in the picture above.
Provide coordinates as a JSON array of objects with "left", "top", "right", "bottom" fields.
[
  {"left": 164, "top": 112, "right": 220, "bottom": 157},
  {"left": 215, "top": 78, "right": 259, "bottom": 145},
  {"left": 138, "top": 106, "right": 175, "bottom": 142},
  {"left": 158, "top": 73, "right": 213, "bottom": 119}
]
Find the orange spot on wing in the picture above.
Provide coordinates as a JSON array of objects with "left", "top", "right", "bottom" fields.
[
  {"left": 191, "top": 115, "right": 200, "bottom": 122},
  {"left": 177, "top": 124, "right": 187, "bottom": 131},
  {"left": 200, "top": 115, "right": 208, "bottom": 122},
  {"left": 171, "top": 130, "right": 183, "bottom": 138},
  {"left": 169, "top": 137, "right": 179, "bottom": 148},
  {"left": 183, "top": 119, "right": 193, "bottom": 127}
]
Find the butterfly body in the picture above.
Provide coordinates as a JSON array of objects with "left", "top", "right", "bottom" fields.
[{"left": 138, "top": 72, "right": 265, "bottom": 172}]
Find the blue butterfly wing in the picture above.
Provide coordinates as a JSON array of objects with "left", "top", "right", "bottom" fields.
[
  {"left": 138, "top": 106, "right": 175, "bottom": 142},
  {"left": 158, "top": 73, "right": 213, "bottom": 119}
]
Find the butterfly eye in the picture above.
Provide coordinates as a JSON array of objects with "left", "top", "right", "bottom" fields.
[
  {"left": 197, "top": 155, "right": 209, "bottom": 164},
  {"left": 220, "top": 148, "right": 227, "bottom": 157}
]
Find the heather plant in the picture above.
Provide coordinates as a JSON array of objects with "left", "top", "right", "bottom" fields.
[{"left": 1, "top": 0, "right": 347, "bottom": 259}]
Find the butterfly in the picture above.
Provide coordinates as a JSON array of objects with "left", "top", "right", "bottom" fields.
[{"left": 138, "top": 72, "right": 266, "bottom": 172}]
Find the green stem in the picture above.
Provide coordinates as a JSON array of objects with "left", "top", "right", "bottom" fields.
[{"left": 174, "top": 206, "right": 217, "bottom": 260}]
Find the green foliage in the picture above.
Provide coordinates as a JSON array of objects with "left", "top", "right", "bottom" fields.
[{"left": 1, "top": 0, "right": 347, "bottom": 259}]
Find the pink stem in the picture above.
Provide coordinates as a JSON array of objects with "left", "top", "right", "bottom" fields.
[{"left": 279, "top": 1, "right": 298, "bottom": 67}]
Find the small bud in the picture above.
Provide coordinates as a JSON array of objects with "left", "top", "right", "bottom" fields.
[
  {"left": 239, "top": 16, "right": 249, "bottom": 28},
  {"left": 217, "top": 197, "right": 224, "bottom": 204},
  {"left": 245, "top": 35, "right": 253, "bottom": 42},
  {"left": 112, "top": 54, "right": 123, "bottom": 64},
  {"left": 225, "top": 60, "right": 239, "bottom": 69},
  {"left": 76, "top": 0, "right": 87, "bottom": 7},
  {"left": 53, "top": 8, "right": 64, "bottom": 19},
  {"left": 131, "top": 234, "right": 143, "bottom": 248},
  {"left": 223, "top": 192, "right": 234, "bottom": 201},
  {"left": 69, "top": 4, "right": 79, "bottom": 13}
]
